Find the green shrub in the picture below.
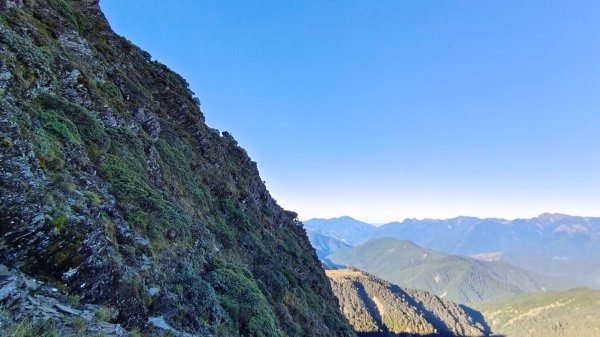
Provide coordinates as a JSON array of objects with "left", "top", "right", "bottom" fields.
[
  {"left": 66, "top": 294, "right": 80, "bottom": 308},
  {"left": 93, "top": 79, "right": 125, "bottom": 110},
  {"left": 95, "top": 80, "right": 122, "bottom": 98},
  {"left": 83, "top": 191, "right": 102, "bottom": 206},
  {"left": 43, "top": 238, "right": 82, "bottom": 276},
  {"left": 129, "top": 329, "right": 143, "bottom": 337},
  {"left": 100, "top": 153, "right": 160, "bottom": 232},
  {"left": 69, "top": 316, "right": 87, "bottom": 332},
  {"left": 222, "top": 199, "right": 252, "bottom": 230},
  {"left": 47, "top": 0, "right": 82, "bottom": 29},
  {"left": 37, "top": 94, "right": 110, "bottom": 153},
  {"left": 0, "top": 319, "right": 57, "bottom": 337},
  {"left": 100, "top": 151, "right": 193, "bottom": 240},
  {"left": 115, "top": 70, "right": 152, "bottom": 104},
  {"left": 174, "top": 264, "right": 225, "bottom": 324},
  {"left": 0, "top": 137, "right": 12, "bottom": 147},
  {"left": 49, "top": 212, "right": 68, "bottom": 229},
  {"left": 94, "top": 306, "right": 117, "bottom": 322},
  {"left": 38, "top": 108, "right": 81, "bottom": 144},
  {"left": 207, "top": 267, "right": 282, "bottom": 337},
  {"left": 208, "top": 216, "right": 235, "bottom": 248}
]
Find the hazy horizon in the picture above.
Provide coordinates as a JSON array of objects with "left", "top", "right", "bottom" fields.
[
  {"left": 102, "top": 1, "right": 600, "bottom": 224},
  {"left": 301, "top": 211, "right": 600, "bottom": 226}
]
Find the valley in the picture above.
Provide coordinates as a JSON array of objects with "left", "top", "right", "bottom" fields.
[
  {"left": 326, "top": 238, "right": 557, "bottom": 304},
  {"left": 307, "top": 215, "right": 600, "bottom": 337},
  {"left": 306, "top": 214, "right": 600, "bottom": 289}
]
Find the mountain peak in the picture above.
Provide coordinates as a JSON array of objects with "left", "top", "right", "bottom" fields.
[
  {"left": 335, "top": 215, "right": 360, "bottom": 221},
  {"left": 537, "top": 212, "right": 572, "bottom": 223}
]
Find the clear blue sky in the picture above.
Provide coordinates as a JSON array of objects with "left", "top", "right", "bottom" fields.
[{"left": 101, "top": 0, "right": 600, "bottom": 223}]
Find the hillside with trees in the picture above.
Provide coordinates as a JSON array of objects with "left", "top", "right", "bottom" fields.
[
  {"left": 327, "top": 269, "right": 490, "bottom": 337},
  {"left": 475, "top": 288, "right": 600, "bottom": 337},
  {"left": 328, "top": 238, "right": 558, "bottom": 303}
]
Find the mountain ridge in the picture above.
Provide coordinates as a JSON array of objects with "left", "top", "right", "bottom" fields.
[
  {"left": 306, "top": 214, "right": 600, "bottom": 284},
  {"left": 328, "top": 238, "right": 559, "bottom": 304},
  {"left": 306, "top": 229, "right": 351, "bottom": 268},
  {"left": 304, "top": 216, "right": 377, "bottom": 246},
  {"left": 0, "top": 1, "right": 354, "bottom": 336},
  {"left": 326, "top": 269, "right": 490, "bottom": 337}
]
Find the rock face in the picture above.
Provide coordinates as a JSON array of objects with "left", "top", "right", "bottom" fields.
[
  {"left": 0, "top": 1, "right": 354, "bottom": 336},
  {"left": 0, "top": 263, "right": 128, "bottom": 336},
  {"left": 327, "top": 269, "right": 490, "bottom": 337}
]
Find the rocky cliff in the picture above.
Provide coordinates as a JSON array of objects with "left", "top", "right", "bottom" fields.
[{"left": 0, "top": 0, "right": 354, "bottom": 336}]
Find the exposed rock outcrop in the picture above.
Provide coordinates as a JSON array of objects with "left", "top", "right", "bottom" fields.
[{"left": 0, "top": 263, "right": 127, "bottom": 336}]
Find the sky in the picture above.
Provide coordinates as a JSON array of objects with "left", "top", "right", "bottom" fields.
[{"left": 101, "top": 0, "right": 600, "bottom": 223}]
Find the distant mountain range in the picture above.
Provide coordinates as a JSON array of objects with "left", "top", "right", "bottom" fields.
[
  {"left": 327, "top": 269, "right": 490, "bottom": 337},
  {"left": 475, "top": 288, "right": 600, "bottom": 337},
  {"left": 327, "top": 238, "right": 560, "bottom": 304},
  {"left": 306, "top": 229, "right": 351, "bottom": 269},
  {"left": 306, "top": 229, "right": 352, "bottom": 260},
  {"left": 470, "top": 251, "right": 600, "bottom": 289},
  {"left": 304, "top": 214, "right": 600, "bottom": 288},
  {"left": 305, "top": 216, "right": 377, "bottom": 246},
  {"left": 305, "top": 213, "right": 600, "bottom": 259}
]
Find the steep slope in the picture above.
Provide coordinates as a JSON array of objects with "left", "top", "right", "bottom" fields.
[
  {"left": 0, "top": 1, "right": 354, "bottom": 336},
  {"left": 328, "top": 239, "right": 554, "bottom": 304},
  {"left": 304, "top": 216, "right": 376, "bottom": 246},
  {"left": 475, "top": 288, "right": 600, "bottom": 337},
  {"left": 327, "top": 269, "right": 490, "bottom": 337}
]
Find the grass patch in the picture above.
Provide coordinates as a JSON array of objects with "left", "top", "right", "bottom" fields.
[
  {"left": 37, "top": 94, "right": 109, "bottom": 154},
  {"left": 0, "top": 319, "right": 57, "bottom": 337},
  {"left": 47, "top": 0, "right": 83, "bottom": 29},
  {"left": 100, "top": 151, "right": 193, "bottom": 240},
  {"left": 207, "top": 265, "right": 283, "bottom": 337},
  {"left": 94, "top": 306, "right": 117, "bottom": 322},
  {"left": 93, "top": 79, "right": 125, "bottom": 110}
]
